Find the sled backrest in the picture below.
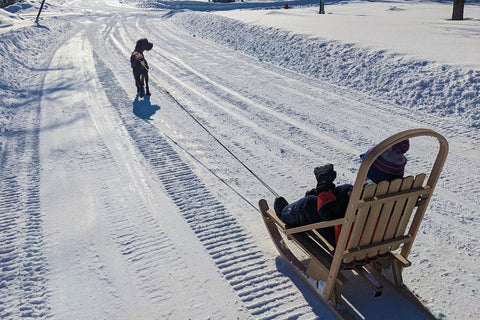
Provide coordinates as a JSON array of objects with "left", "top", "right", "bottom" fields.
[
  {"left": 338, "top": 129, "right": 448, "bottom": 262},
  {"left": 323, "top": 129, "right": 448, "bottom": 301},
  {"left": 341, "top": 173, "right": 430, "bottom": 263}
]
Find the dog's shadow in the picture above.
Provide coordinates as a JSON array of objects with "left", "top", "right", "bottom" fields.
[{"left": 132, "top": 95, "right": 160, "bottom": 120}]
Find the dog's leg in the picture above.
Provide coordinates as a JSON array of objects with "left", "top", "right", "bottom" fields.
[
  {"left": 134, "top": 71, "right": 143, "bottom": 95},
  {"left": 135, "top": 81, "right": 141, "bottom": 94},
  {"left": 145, "top": 73, "right": 151, "bottom": 96},
  {"left": 138, "top": 74, "right": 145, "bottom": 98}
]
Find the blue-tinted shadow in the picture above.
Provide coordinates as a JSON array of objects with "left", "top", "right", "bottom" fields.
[
  {"left": 132, "top": 95, "right": 160, "bottom": 120},
  {"left": 275, "top": 256, "right": 338, "bottom": 319}
]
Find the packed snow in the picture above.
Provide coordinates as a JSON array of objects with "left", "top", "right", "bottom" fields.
[{"left": 1, "top": 0, "right": 479, "bottom": 319}]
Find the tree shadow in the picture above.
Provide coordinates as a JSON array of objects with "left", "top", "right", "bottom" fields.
[
  {"left": 34, "top": 22, "right": 50, "bottom": 30},
  {"left": 132, "top": 95, "right": 160, "bottom": 120}
]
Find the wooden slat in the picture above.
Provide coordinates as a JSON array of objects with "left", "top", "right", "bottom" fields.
[
  {"left": 394, "top": 253, "right": 412, "bottom": 267},
  {"left": 369, "top": 178, "right": 402, "bottom": 255},
  {"left": 343, "top": 235, "right": 413, "bottom": 261},
  {"left": 286, "top": 218, "right": 346, "bottom": 235},
  {"left": 355, "top": 187, "right": 432, "bottom": 208},
  {"left": 311, "top": 230, "right": 335, "bottom": 252},
  {"left": 344, "top": 184, "right": 377, "bottom": 263},
  {"left": 263, "top": 206, "right": 347, "bottom": 236},
  {"left": 380, "top": 177, "right": 414, "bottom": 253},
  {"left": 361, "top": 181, "right": 390, "bottom": 259},
  {"left": 263, "top": 208, "right": 287, "bottom": 230},
  {"left": 395, "top": 174, "right": 426, "bottom": 238}
]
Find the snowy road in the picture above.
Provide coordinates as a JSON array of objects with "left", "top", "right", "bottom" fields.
[{"left": 1, "top": 0, "right": 479, "bottom": 319}]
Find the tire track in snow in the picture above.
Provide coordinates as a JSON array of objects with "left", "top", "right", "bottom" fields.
[
  {"left": 92, "top": 162, "right": 191, "bottom": 314},
  {"left": 155, "top": 49, "right": 353, "bottom": 155},
  {"left": 0, "top": 87, "right": 50, "bottom": 320},
  {"left": 155, "top": 15, "right": 480, "bottom": 212},
  {"left": 87, "top": 11, "right": 478, "bottom": 319},
  {"left": 110, "top": 16, "right": 355, "bottom": 197},
  {"left": 40, "top": 30, "right": 244, "bottom": 319},
  {"left": 143, "top": 14, "right": 480, "bottom": 245},
  {"left": 152, "top": 14, "right": 480, "bottom": 319},
  {"left": 93, "top": 52, "right": 323, "bottom": 319},
  {"left": 96, "top": 14, "right": 479, "bottom": 318},
  {"left": 0, "top": 25, "right": 62, "bottom": 318},
  {"left": 91, "top": 14, "right": 351, "bottom": 198}
]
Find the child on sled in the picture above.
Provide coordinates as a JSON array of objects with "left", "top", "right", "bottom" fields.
[{"left": 273, "top": 140, "right": 410, "bottom": 245}]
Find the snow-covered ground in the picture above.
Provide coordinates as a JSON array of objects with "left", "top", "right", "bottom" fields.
[{"left": 1, "top": 0, "right": 479, "bottom": 319}]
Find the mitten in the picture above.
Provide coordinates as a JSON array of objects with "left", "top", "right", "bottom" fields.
[{"left": 305, "top": 188, "right": 318, "bottom": 197}]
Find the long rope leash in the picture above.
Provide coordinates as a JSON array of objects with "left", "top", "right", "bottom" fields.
[
  {"left": 140, "top": 60, "right": 280, "bottom": 198},
  {"left": 141, "top": 119, "right": 259, "bottom": 211}
]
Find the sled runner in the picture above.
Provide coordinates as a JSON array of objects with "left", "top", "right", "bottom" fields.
[{"left": 259, "top": 128, "right": 448, "bottom": 319}]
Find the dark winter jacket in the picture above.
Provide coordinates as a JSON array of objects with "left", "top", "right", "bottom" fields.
[{"left": 279, "top": 184, "right": 353, "bottom": 245}]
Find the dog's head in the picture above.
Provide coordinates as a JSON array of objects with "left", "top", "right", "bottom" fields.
[{"left": 135, "top": 38, "right": 153, "bottom": 52}]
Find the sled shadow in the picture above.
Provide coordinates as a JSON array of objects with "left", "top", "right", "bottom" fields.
[
  {"left": 132, "top": 95, "right": 160, "bottom": 120},
  {"left": 274, "top": 256, "right": 337, "bottom": 318}
]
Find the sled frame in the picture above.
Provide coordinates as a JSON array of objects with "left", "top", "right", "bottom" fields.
[{"left": 259, "top": 128, "right": 448, "bottom": 319}]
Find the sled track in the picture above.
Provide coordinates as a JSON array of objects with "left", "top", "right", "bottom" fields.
[{"left": 94, "top": 54, "right": 318, "bottom": 318}]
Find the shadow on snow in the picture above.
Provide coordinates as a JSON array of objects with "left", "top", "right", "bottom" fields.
[{"left": 132, "top": 95, "right": 161, "bottom": 120}]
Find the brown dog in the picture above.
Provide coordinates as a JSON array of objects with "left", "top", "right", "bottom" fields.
[{"left": 130, "top": 38, "right": 153, "bottom": 98}]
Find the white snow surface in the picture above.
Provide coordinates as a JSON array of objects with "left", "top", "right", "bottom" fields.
[{"left": 0, "top": 0, "right": 479, "bottom": 319}]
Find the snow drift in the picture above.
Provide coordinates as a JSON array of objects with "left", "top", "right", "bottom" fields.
[{"left": 168, "top": 10, "right": 480, "bottom": 128}]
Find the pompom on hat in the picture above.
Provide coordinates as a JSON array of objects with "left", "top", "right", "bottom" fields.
[{"left": 392, "top": 139, "right": 410, "bottom": 154}]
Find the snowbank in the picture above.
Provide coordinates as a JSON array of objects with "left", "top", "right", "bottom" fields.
[
  {"left": 169, "top": 9, "right": 480, "bottom": 128},
  {"left": 0, "top": 2, "right": 71, "bottom": 154},
  {"left": 0, "top": 7, "right": 16, "bottom": 26}
]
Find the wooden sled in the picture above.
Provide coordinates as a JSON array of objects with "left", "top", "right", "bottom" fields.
[{"left": 259, "top": 128, "right": 448, "bottom": 319}]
